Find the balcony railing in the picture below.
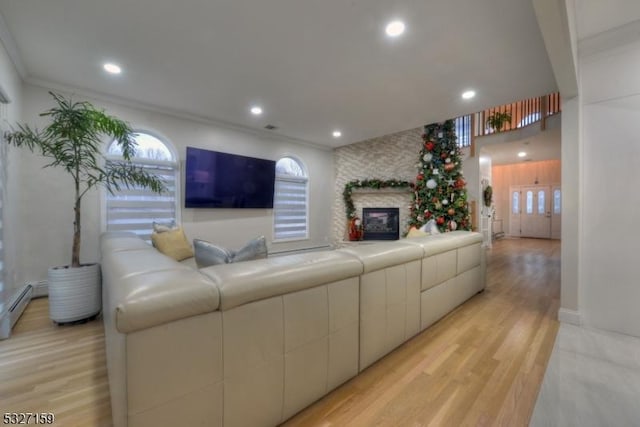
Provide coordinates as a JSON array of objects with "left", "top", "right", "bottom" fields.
[{"left": 455, "top": 92, "right": 561, "bottom": 148}]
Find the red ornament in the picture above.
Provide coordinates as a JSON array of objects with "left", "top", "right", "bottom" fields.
[
  {"left": 440, "top": 152, "right": 447, "bottom": 159},
  {"left": 416, "top": 173, "right": 424, "bottom": 181},
  {"left": 455, "top": 178, "right": 465, "bottom": 189},
  {"left": 436, "top": 216, "right": 445, "bottom": 225},
  {"left": 444, "top": 163, "right": 455, "bottom": 172},
  {"left": 425, "top": 141, "right": 435, "bottom": 151},
  {"left": 424, "top": 210, "right": 432, "bottom": 219}
]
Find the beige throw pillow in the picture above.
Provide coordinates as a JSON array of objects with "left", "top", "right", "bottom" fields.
[
  {"left": 407, "top": 227, "right": 429, "bottom": 238},
  {"left": 151, "top": 227, "right": 194, "bottom": 261}
]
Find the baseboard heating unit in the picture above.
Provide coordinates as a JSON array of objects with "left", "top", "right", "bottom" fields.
[{"left": 0, "top": 284, "right": 33, "bottom": 339}]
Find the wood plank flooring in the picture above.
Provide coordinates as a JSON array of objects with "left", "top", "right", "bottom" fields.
[
  {"left": 0, "top": 298, "right": 112, "bottom": 426},
  {"left": 0, "top": 238, "right": 560, "bottom": 426}
]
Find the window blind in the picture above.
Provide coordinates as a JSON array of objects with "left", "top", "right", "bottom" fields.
[
  {"left": 273, "top": 177, "right": 308, "bottom": 240},
  {"left": 106, "top": 164, "right": 177, "bottom": 241}
]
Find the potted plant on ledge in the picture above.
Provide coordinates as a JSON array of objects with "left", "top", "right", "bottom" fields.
[
  {"left": 485, "top": 111, "right": 512, "bottom": 133},
  {"left": 4, "top": 92, "right": 166, "bottom": 323}
]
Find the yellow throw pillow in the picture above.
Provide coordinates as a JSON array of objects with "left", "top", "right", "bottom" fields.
[
  {"left": 407, "top": 227, "right": 429, "bottom": 238},
  {"left": 151, "top": 227, "right": 194, "bottom": 261}
]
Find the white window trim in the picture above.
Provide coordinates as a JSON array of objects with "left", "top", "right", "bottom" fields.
[
  {"left": 100, "top": 132, "right": 181, "bottom": 234},
  {"left": 273, "top": 156, "right": 309, "bottom": 243},
  {"left": 272, "top": 175, "right": 309, "bottom": 243}
]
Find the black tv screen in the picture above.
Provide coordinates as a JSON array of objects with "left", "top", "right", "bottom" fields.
[{"left": 185, "top": 147, "right": 276, "bottom": 208}]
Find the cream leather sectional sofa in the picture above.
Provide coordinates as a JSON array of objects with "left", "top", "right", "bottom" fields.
[{"left": 100, "top": 230, "right": 485, "bottom": 427}]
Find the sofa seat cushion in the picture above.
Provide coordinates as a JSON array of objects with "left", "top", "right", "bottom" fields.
[
  {"left": 101, "top": 232, "right": 153, "bottom": 253},
  {"left": 101, "top": 232, "right": 220, "bottom": 333},
  {"left": 201, "top": 250, "right": 363, "bottom": 310},
  {"left": 403, "top": 231, "right": 482, "bottom": 256},
  {"left": 337, "top": 242, "right": 423, "bottom": 273},
  {"left": 114, "top": 269, "right": 220, "bottom": 333}
]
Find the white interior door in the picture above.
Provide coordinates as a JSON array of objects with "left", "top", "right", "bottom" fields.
[{"left": 520, "top": 185, "right": 551, "bottom": 238}]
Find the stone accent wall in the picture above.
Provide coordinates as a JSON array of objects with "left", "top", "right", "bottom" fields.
[{"left": 332, "top": 127, "right": 423, "bottom": 243}]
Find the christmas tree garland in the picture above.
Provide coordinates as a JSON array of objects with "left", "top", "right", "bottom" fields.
[{"left": 343, "top": 178, "right": 413, "bottom": 220}]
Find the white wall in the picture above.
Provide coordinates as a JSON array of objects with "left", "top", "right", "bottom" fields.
[
  {"left": 0, "top": 38, "right": 23, "bottom": 297},
  {"left": 560, "top": 96, "right": 581, "bottom": 317},
  {"left": 19, "top": 83, "right": 334, "bottom": 282},
  {"left": 579, "top": 39, "right": 640, "bottom": 336}
]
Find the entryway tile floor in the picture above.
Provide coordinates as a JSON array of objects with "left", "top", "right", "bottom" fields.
[{"left": 531, "top": 323, "right": 640, "bottom": 426}]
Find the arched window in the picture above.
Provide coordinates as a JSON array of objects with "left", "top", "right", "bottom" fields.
[
  {"left": 273, "top": 157, "right": 308, "bottom": 241},
  {"left": 104, "top": 132, "right": 178, "bottom": 241}
]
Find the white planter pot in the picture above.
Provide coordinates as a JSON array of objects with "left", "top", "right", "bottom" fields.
[{"left": 48, "top": 263, "right": 101, "bottom": 323}]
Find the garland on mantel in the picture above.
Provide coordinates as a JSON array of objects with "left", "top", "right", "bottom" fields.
[{"left": 343, "top": 178, "right": 413, "bottom": 220}]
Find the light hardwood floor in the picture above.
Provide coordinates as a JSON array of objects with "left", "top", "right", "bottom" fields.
[{"left": 0, "top": 238, "right": 560, "bottom": 426}]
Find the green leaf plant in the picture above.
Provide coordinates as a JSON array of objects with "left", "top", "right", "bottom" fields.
[
  {"left": 4, "top": 92, "right": 166, "bottom": 268},
  {"left": 485, "top": 111, "right": 512, "bottom": 132}
]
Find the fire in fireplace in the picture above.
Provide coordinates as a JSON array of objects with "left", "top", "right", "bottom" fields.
[{"left": 362, "top": 207, "right": 400, "bottom": 240}]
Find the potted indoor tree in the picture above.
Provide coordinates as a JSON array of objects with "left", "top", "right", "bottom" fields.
[
  {"left": 4, "top": 92, "right": 165, "bottom": 323},
  {"left": 485, "top": 111, "right": 512, "bottom": 132}
]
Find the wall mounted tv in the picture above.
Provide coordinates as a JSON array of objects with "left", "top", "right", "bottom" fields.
[{"left": 185, "top": 146, "right": 276, "bottom": 208}]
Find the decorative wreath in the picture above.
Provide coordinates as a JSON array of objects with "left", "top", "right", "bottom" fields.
[{"left": 483, "top": 185, "right": 493, "bottom": 207}]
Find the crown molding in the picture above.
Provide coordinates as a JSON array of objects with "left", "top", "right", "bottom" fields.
[
  {"left": 579, "top": 19, "right": 640, "bottom": 58},
  {"left": 24, "top": 77, "right": 332, "bottom": 152}
]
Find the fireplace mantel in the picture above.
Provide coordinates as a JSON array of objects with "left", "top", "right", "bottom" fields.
[{"left": 350, "top": 187, "right": 411, "bottom": 195}]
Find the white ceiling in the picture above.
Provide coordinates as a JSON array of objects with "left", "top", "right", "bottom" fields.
[
  {"left": 576, "top": 0, "right": 640, "bottom": 40},
  {"left": 480, "top": 127, "right": 561, "bottom": 165},
  {"left": 0, "top": 0, "right": 558, "bottom": 147}
]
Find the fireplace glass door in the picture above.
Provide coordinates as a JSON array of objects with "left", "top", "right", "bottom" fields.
[{"left": 362, "top": 207, "right": 400, "bottom": 240}]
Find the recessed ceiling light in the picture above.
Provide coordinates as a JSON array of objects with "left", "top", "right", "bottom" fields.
[
  {"left": 332, "top": 130, "right": 342, "bottom": 138},
  {"left": 385, "top": 20, "right": 405, "bottom": 37},
  {"left": 518, "top": 151, "right": 527, "bottom": 158},
  {"left": 462, "top": 90, "right": 476, "bottom": 100},
  {"left": 103, "top": 63, "right": 122, "bottom": 74},
  {"left": 250, "top": 106, "right": 263, "bottom": 115}
]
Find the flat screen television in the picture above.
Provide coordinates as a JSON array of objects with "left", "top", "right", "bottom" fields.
[{"left": 185, "top": 146, "right": 276, "bottom": 208}]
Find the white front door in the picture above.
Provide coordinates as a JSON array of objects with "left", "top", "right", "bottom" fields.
[
  {"left": 520, "top": 185, "right": 551, "bottom": 238},
  {"left": 551, "top": 185, "right": 562, "bottom": 239},
  {"left": 509, "top": 186, "right": 521, "bottom": 237}
]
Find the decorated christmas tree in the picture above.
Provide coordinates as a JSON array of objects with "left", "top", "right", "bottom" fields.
[{"left": 409, "top": 120, "right": 471, "bottom": 232}]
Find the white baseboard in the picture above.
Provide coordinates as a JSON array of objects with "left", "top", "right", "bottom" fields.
[
  {"left": 0, "top": 310, "right": 10, "bottom": 340},
  {"left": 29, "top": 280, "right": 48, "bottom": 298},
  {"left": 0, "top": 284, "right": 33, "bottom": 340},
  {"left": 558, "top": 308, "right": 581, "bottom": 325}
]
